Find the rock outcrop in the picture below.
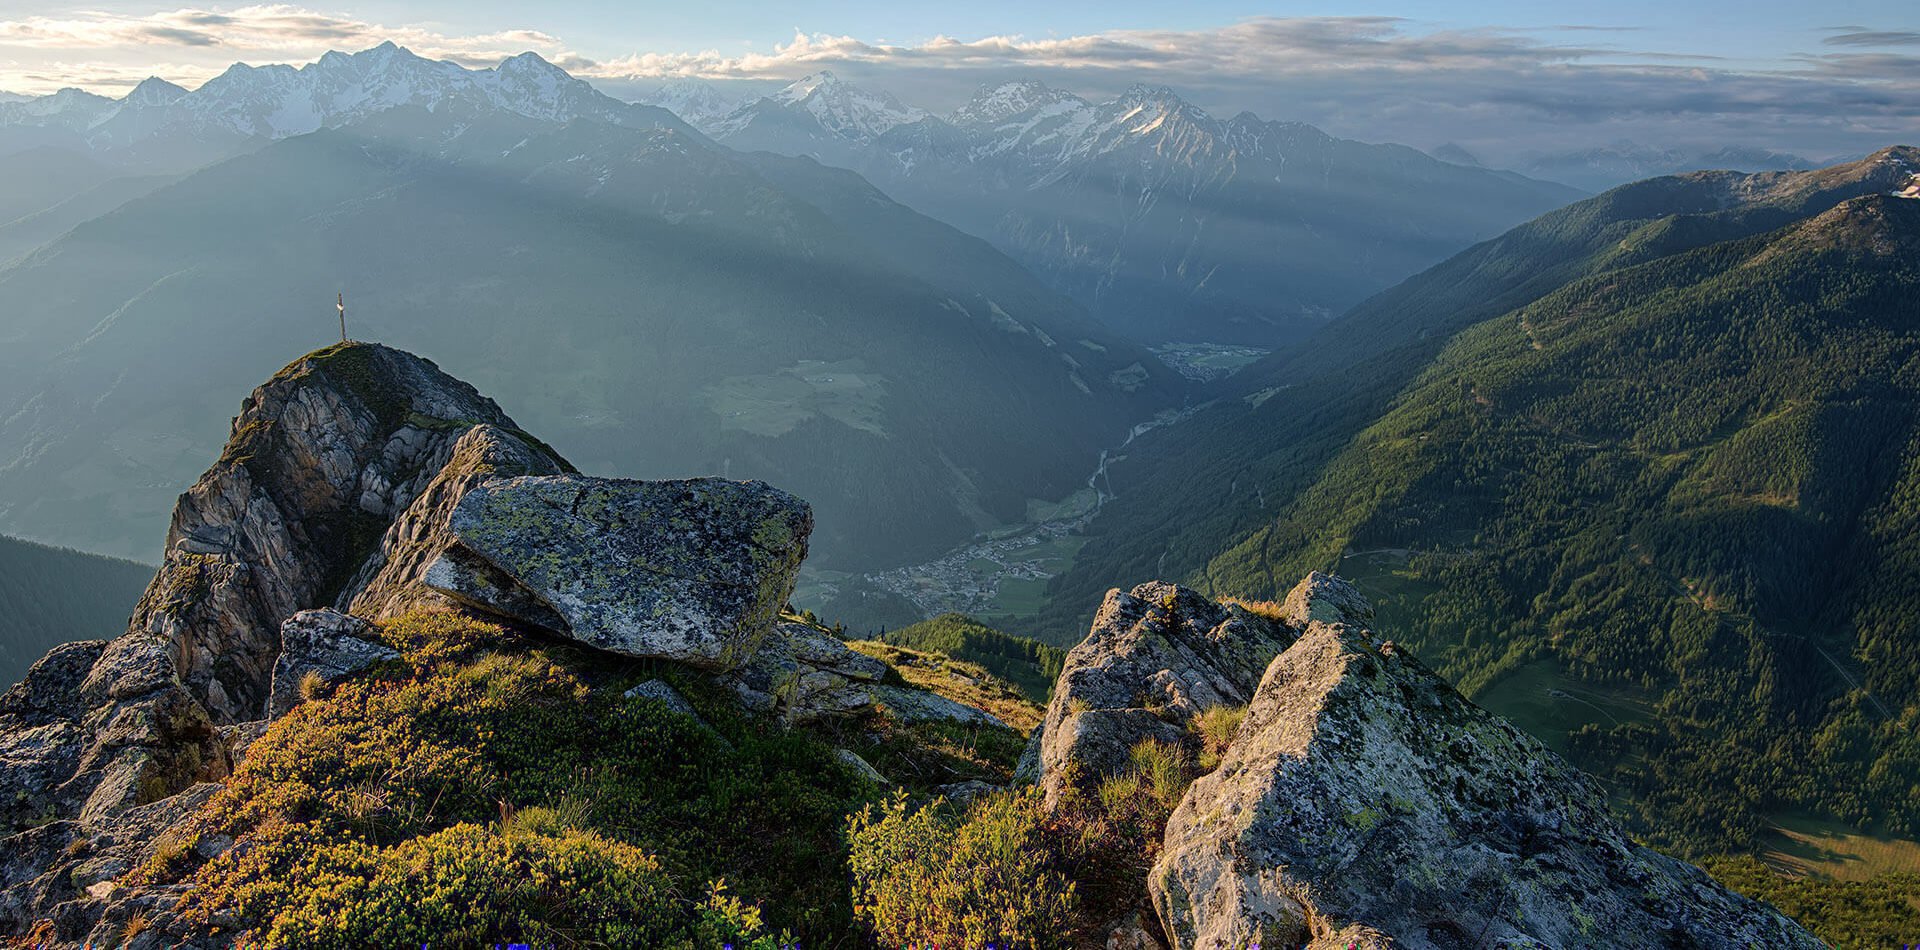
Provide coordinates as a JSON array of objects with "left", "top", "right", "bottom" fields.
[
  {"left": 1145, "top": 589, "right": 1821, "bottom": 949},
  {"left": 724, "top": 623, "right": 1007, "bottom": 727},
  {"left": 0, "top": 345, "right": 581, "bottom": 942},
  {"left": 0, "top": 345, "right": 566, "bottom": 846},
  {"left": 0, "top": 341, "right": 1007, "bottom": 945},
  {"left": 423, "top": 475, "right": 810, "bottom": 669},
  {"left": 263, "top": 609, "right": 399, "bottom": 719},
  {"left": 1020, "top": 580, "right": 1296, "bottom": 801}
]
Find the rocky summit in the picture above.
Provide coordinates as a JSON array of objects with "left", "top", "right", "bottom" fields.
[
  {"left": 0, "top": 343, "right": 990, "bottom": 946},
  {"left": 423, "top": 474, "right": 810, "bottom": 669}
]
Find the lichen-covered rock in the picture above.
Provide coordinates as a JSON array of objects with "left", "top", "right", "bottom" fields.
[
  {"left": 0, "top": 344, "right": 573, "bottom": 941},
  {"left": 1023, "top": 581, "right": 1294, "bottom": 802},
  {"left": 264, "top": 609, "right": 399, "bottom": 718},
  {"left": 723, "top": 623, "right": 890, "bottom": 720},
  {"left": 423, "top": 475, "right": 810, "bottom": 670},
  {"left": 870, "top": 683, "right": 1008, "bottom": 728},
  {"left": 721, "top": 623, "right": 1007, "bottom": 727},
  {"left": 1278, "top": 570, "right": 1372, "bottom": 627},
  {"left": 1149, "top": 620, "right": 1823, "bottom": 950},
  {"left": 0, "top": 783, "right": 220, "bottom": 947},
  {"left": 344, "top": 425, "right": 570, "bottom": 620}
]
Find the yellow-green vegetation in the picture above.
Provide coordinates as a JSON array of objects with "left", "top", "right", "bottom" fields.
[
  {"left": 873, "top": 613, "right": 1066, "bottom": 703},
  {"left": 845, "top": 739, "right": 1197, "bottom": 948},
  {"left": 131, "top": 610, "right": 871, "bottom": 946},
  {"left": 847, "top": 639, "right": 1046, "bottom": 731},
  {"left": 1762, "top": 814, "right": 1920, "bottom": 880},
  {"left": 1708, "top": 856, "right": 1920, "bottom": 950},
  {"left": 1216, "top": 596, "right": 1284, "bottom": 621},
  {"left": 847, "top": 788, "right": 1077, "bottom": 949},
  {"left": 1189, "top": 704, "right": 1248, "bottom": 771},
  {"left": 828, "top": 704, "right": 1031, "bottom": 792}
]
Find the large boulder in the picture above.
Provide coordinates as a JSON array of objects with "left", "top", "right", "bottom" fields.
[
  {"left": 1021, "top": 581, "right": 1296, "bottom": 802},
  {"left": 423, "top": 475, "right": 811, "bottom": 669},
  {"left": 1150, "top": 619, "right": 1823, "bottom": 950}
]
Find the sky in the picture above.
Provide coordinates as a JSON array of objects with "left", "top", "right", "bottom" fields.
[{"left": 0, "top": 1, "right": 1914, "bottom": 161}]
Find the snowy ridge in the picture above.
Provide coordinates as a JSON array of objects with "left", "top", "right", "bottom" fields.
[
  {"left": 635, "top": 78, "right": 739, "bottom": 130},
  {"left": 0, "top": 42, "right": 678, "bottom": 159},
  {"left": 708, "top": 71, "right": 926, "bottom": 143}
]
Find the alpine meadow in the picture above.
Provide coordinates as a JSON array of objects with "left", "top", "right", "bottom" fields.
[{"left": 0, "top": 4, "right": 1916, "bottom": 948}]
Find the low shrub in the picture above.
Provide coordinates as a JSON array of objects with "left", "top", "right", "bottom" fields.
[
  {"left": 140, "top": 609, "right": 868, "bottom": 945},
  {"left": 847, "top": 788, "right": 1077, "bottom": 949}
]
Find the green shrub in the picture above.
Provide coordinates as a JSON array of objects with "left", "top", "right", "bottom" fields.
[
  {"left": 847, "top": 788, "right": 1077, "bottom": 949},
  {"left": 250, "top": 821, "right": 762, "bottom": 948}
]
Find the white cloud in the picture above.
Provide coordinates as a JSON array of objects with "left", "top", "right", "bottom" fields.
[{"left": 0, "top": 5, "right": 583, "bottom": 92}]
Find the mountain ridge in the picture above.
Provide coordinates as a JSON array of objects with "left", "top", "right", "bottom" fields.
[
  {"left": 1039, "top": 145, "right": 1920, "bottom": 856},
  {"left": 691, "top": 69, "right": 1583, "bottom": 345}
]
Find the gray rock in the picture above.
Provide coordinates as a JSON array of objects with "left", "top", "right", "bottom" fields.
[
  {"left": 719, "top": 624, "right": 1006, "bottom": 727},
  {"left": 870, "top": 684, "right": 1008, "bottom": 728},
  {"left": 722, "top": 623, "right": 887, "bottom": 721},
  {"left": 0, "top": 344, "right": 572, "bottom": 939},
  {"left": 264, "top": 609, "right": 399, "bottom": 718},
  {"left": 423, "top": 475, "right": 810, "bottom": 670},
  {"left": 1279, "top": 570, "right": 1373, "bottom": 627},
  {"left": 933, "top": 780, "right": 997, "bottom": 805},
  {"left": 835, "top": 748, "right": 889, "bottom": 785},
  {"left": 624, "top": 680, "right": 702, "bottom": 721},
  {"left": 1027, "top": 581, "right": 1295, "bottom": 803},
  {"left": 1150, "top": 619, "right": 1823, "bottom": 950}
]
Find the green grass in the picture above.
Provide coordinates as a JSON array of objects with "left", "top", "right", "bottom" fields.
[
  {"left": 1763, "top": 813, "right": 1920, "bottom": 881},
  {"left": 702, "top": 359, "right": 888, "bottom": 438},
  {"left": 1473, "top": 659, "right": 1655, "bottom": 755}
]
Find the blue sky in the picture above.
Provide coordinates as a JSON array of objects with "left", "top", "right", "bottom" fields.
[{"left": 1, "top": 1, "right": 1914, "bottom": 160}]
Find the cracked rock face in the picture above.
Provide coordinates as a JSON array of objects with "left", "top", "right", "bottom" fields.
[
  {"left": 263, "top": 610, "right": 399, "bottom": 719},
  {"left": 0, "top": 345, "right": 570, "bottom": 943},
  {"left": 1021, "top": 580, "right": 1297, "bottom": 802},
  {"left": 423, "top": 475, "right": 811, "bottom": 670},
  {"left": 1150, "top": 619, "right": 1823, "bottom": 950}
]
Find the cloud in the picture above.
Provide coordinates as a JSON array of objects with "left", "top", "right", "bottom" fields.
[
  {"left": 576, "top": 18, "right": 1614, "bottom": 81},
  {"left": 1823, "top": 31, "right": 1920, "bottom": 46},
  {"left": 0, "top": 5, "right": 577, "bottom": 78},
  {"left": 575, "top": 17, "right": 1917, "bottom": 161}
]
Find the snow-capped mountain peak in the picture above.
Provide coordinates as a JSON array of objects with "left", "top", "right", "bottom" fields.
[
  {"left": 950, "top": 80, "right": 1086, "bottom": 128},
  {"left": 125, "top": 77, "right": 189, "bottom": 108},
  {"left": 729, "top": 70, "right": 927, "bottom": 141},
  {"left": 774, "top": 70, "right": 841, "bottom": 103},
  {"left": 634, "top": 78, "right": 738, "bottom": 131},
  {"left": 26, "top": 44, "right": 683, "bottom": 159}
]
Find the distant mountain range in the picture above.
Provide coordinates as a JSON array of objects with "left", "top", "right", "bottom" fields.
[
  {"left": 660, "top": 73, "right": 1582, "bottom": 344},
  {"left": 1432, "top": 140, "right": 1824, "bottom": 193},
  {"left": 0, "top": 45, "right": 1185, "bottom": 571},
  {"left": 1042, "top": 146, "right": 1920, "bottom": 853}
]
